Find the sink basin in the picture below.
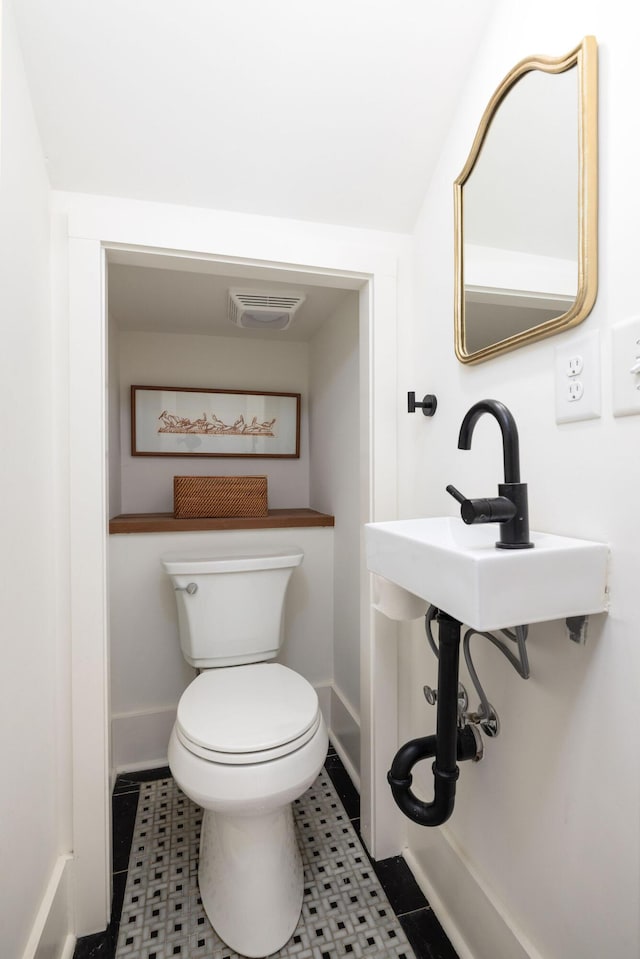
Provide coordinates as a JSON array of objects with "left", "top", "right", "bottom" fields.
[{"left": 365, "top": 516, "right": 609, "bottom": 631}]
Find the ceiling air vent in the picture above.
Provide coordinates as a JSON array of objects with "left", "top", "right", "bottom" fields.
[{"left": 228, "top": 289, "right": 306, "bottom": 331}]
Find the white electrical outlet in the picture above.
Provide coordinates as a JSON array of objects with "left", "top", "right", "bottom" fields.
[
  {"left": 555, "top": 330, "right": 601, "bottom": 423},
  {"left": 612, "top": 316, "right": 640, "bottom": 416},
  {"left": 568, "top": 380, "right": 584, "bottom": 401},
  {"left": 567, "top": 355, "right": 584, "bottom": 377}
]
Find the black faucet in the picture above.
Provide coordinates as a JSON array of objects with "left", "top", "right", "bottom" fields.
[{"left": 446, "top": 399, "right": 533, "bottom": 549}]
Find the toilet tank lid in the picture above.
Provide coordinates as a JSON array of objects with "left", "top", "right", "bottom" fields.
[{"left": 161, "top": 545, "right": 303, "bottom": 574}]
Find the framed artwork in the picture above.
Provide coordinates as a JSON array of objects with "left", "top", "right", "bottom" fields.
[{"left": 131, "top": 385, "right": 301, "bottom": 458}]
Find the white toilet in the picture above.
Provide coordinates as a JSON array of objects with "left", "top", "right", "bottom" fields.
[{"left": 161, "top": 545, "right": 328, "bottom": 958}]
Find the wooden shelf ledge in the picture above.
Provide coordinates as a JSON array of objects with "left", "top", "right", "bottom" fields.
[{"left": 109, "top": 508, "right": 335, "bottom": 534}]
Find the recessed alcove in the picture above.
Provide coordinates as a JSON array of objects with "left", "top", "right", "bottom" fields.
[{"left": 106, "top": 249, "right": 361, "bottom": 784}]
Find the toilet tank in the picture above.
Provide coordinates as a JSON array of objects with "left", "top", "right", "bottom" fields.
[{"left": 161, "top": 546, "right": 303, "bottom": 668}]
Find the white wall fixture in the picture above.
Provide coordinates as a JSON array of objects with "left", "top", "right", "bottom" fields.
[
  {"left": 365, "top": 516, "right": 609, "bottom": 632},
  {"left": 612, "top": 316, "right": 640, "bottom": 416},
  {"left": 228, "top": 289, "right": 306, "bottom": 330},
  {"left": 367, "top": 511, "right": 610, "bottom": 832},
  {"left": 555, "top": 329, "right": 601, "bottom": 423}
]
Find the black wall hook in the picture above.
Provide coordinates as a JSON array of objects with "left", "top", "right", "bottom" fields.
[{"left": 408, "top": 392, "right": 437, "bottom": 417}]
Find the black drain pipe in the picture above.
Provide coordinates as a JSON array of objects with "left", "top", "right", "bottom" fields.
[{"left": 388, "top": 610, "right": 477, "bottom": 826}]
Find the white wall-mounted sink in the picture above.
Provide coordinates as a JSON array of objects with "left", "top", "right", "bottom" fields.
[{"left": 365, "top": 517, "right": 609, "bottom": 631}]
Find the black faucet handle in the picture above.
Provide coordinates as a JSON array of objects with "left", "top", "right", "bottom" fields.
[
  {"left": 446, "top": 484, "right": 479, "bottom": 523},
  {"left": 446, "top": 484, "right": 466, "bottom": 506},
  {"left": 446, "top": 484, "right": 517, "bottom": 526}
]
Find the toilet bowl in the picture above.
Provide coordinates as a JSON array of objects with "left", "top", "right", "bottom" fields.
[
  {"left": 169, "top": 664, "right": 328, "bottom": 957},
  {"left": 162, "top": 547, "right": 328, "bottom": 957}
]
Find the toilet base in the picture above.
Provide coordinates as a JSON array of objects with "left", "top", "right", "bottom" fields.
[
  {"left": 167, "top": 712, "right": 328, "bottom": 957},
  {"left": 199, "top": 804, "right": 302, "bottom": 957}
]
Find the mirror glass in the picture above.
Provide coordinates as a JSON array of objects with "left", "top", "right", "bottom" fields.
[{"left": 454, "top": 37, "right": 597, "bottom": 363}]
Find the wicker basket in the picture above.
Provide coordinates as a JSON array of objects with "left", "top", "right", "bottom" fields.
[{"left": 173, "top": 475, "right": 268, "bottom": 519}]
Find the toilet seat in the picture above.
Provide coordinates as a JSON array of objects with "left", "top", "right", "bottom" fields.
[
  {"left": 176, "top": 712, "right": 323, "bottom": 765},
  {"left": 176, "top": 662, "right": 321, "bottom": 766}
]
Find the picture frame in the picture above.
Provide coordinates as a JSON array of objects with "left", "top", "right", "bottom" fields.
[{"left": 131, "top": 385, "right": 301, "bottom": 458}]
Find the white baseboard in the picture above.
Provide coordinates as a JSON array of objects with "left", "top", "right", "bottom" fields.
[
  {"left": 403, "top": 829, "right": 544, "bottom": 959},
  {"left": 111, "top": 705, "right": 176, "bottom": 774},
  {"left": 59, "top": 937, "right": 76, "bottom": 959},
  {"left": 21, "top": 854, "right": 75, "bottom": 959},
  {"left": 328, "top": 684, "right": 360, "bottom": 790}
]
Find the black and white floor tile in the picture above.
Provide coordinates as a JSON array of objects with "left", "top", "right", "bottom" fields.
[{"left": 74, "top": 750, "right": 459, "bottom": 959}]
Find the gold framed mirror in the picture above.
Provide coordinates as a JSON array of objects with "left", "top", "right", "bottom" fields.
[{"left": 454, "top": 36, "right": 598, "bottom": 364}]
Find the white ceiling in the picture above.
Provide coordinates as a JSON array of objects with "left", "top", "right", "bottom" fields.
[
  {"left": 13, "top": 0, "right": 498, "bottom": 233},
  {"left": 107, "top": 251, "right": 357, "bottom": 340}
]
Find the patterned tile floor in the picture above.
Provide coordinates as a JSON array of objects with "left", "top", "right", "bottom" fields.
[
  {"left": 116, "top": 773, "right": 414, "bottom": 959},
  {"left": 74, "top": 750, "right": 459, "bottom": 959}
]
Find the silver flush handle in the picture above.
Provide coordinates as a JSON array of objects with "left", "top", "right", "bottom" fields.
[{"left": 175, "top": 582, "right": 198, "bottom": 595}]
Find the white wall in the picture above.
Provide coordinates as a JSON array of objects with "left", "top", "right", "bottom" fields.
[
  {"left": 108, "top": 313, "right": 122, "bottom": 516},
  {"left": 114, "top": 330, "right": 310, "bottom": 514},
  {"left": 399, "top": 4, "right": 640, "bottom": 959},
  {"left": 109, "top": 527, "right": 334, "bottom": 771},
  {"left": 0, "top": 3, "right": 73, "bottom": 957},
  {"left": 309, "top": 292, "right": 361, "bottom": 770}
]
